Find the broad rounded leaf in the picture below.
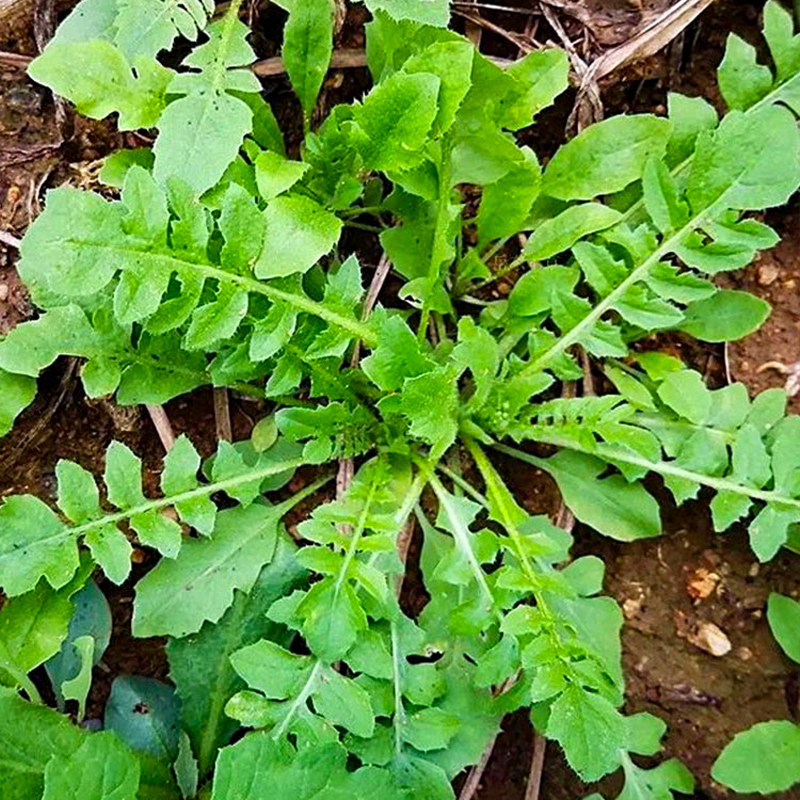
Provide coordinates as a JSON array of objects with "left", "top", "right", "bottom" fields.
[{"left": 712, "top": 721, "right": 800, "bottom": 793}]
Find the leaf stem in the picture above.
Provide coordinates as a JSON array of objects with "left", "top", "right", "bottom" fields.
[
  {"left": 210, "top": 0, "right": 246, "bottom": 94},
  {"left": 425, "top": 471, "right": 496, "bottom": 607},
  {"left": 70, "top": 247, "right": 376, "bottom": 345},
  {"left": 436, "top": 464, "right": 490, "bottom": 507},
  {"left": 272, "top": 660, "right": 323, "bottom": 740},
  {"left": 461, "top": 437, "right": 575, "bottom": 664},
  {"left": 390, "top": 621, "right": 405, "bottom": 755},
  {"left": 617, "top": 73, "right": 800, "bottom": 228},
  {"left": 492, "top": 440, "right": 800, "bottom": 510},
  {"left": 418, "top": 135, "right": 455, "bottom": 342},
  {"left": 516, "top": 215, "right": 702, "bottom": 380},
  {"left": 463, "top": 438, "right": 552, "bottom": 606},
  {"left": 0, "top": 643, "right": 42, "bottom": 704},
  {"left": 46, "top": 459, "right": 332, "bottom": 552},
  {"left": 333, "top": 475, "right": 379, "bottom": 595}
]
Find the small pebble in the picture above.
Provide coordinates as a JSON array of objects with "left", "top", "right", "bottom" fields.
[
  {"left": 623, "top": 597, "right": 643, "bottom": 619},
  {"left": 736, "top": 646, "right": 753, "bottom": 661},
  {"left": 687, "top": 567, "right": 720, "bottom": 601},
  {"left": 689, "top": 621, "right": 732, "bottom": 657},
  {"left": 758, "top": 263, "right": 780, "bottom": 286}
]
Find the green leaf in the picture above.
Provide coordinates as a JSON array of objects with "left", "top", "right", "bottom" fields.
[
  {"left": 184, "top": 283, "right": 249, "bottom": 350},
  {"left": 0, "top": 580, "right": 76, "bottom": 688},
  {"left": 687, "top": 106, "right": 800, "bottom": 212},
  {"left": 168, "top": 537, "right": 303, "bottom": 775},
  {"left": 402, "top": 707, "right": 460, "bottom": 751},
  {"left": 161, "top": 435, "right": 217, "bottom": 536},
  {"left": 476, "top": 149, "right": 541, "bottom": 244},
  {"left": 255, "top": 195, "right": 343, "bottom": 278},
  {"left": 546, "top": 684, "right": 625, "bottom": 782},
  {"left": 506, "top": 48, "right": 569, "bottom": 121},
  {"left": 679, "top": 289, "right": 770, "bottom": 342},
  {"left": 665, "top": 92, "right": 718, "bottom": 166},
  {"left": 132, "top": 504, "right": 282, "bottom": 638},
  {"left": 86, "top": 526, "right": 133, "bottom": 585},
  {"left": 763, "top": 0, "right": 800, "bottom": 82},
  {"left": 452, "top": 317, "right": 499, "bottom": 411},
  {"left": 104, "top": 441, "right": 146, "bottom": 509},
  {"left": 0, "top": 688, "right": 178, "bottom": 800},
  {"left": 231, "top": 638, "right": 312, "bottom": 699},
  {"left": 618, "top": 756, "right": 695, "bottom": 800},
  {"left": 656, "top": 370, "right": 711, "bottom": 425},
  {"left": 401, "top": 40, "right": 474, "bottom": 135},
  {"left": 541, "top": 115, "right": 671, "bottom": 201},
  {"left": 361, "top": 314, "right": 435, "bottom": 392},
  {"left": 274, "top": 0, "right": 334, "bottom": 116},
  {"left": 48, "top": 0, "right": 118, "bottom": 46},
  {"left": 712, "top": 721, "right": 800, "bottom": 793},
  {"left": 538, "top": 451, "right": 661, "bottom": 541},
  {"left": 524, "top": 203, "right": 622, "bottom": 261},
  {"left": 0, "top": 687, "right": 84, "bottom": 798},
  {"left": 56, "top": 460, "right": 101, "bottom": 524},
  {"left": 100, "top": 148, "right": 156, "bottom": 188},
  {"left": 218, "top": 183, "right": 264, "bottom": 272},
  {"left": 28, "top": 41, "right": 171, "bottom": 130},
  {"left": 17, "top": 183, "right": 373, "bottom": 349},
  {"left": 399, "top": 367, "right": 459, "bottom": 457},
  {"left": 352, "top": 71, "right": 440, "bottom": 170},
  {"left": 0, "top": 495, "right": 76, "bottom": 596},
  {"left": 508, "top": 265, "right": 578, "bottom": 317},
  {"left": 294, "top": 579, "right": 368, "bottom": 662},
  {"left": 46, "top": 580, "right": 112, "bottom": 709},
  {"left": 60, "top": 636, "right": 95, "bottom": 722},
  {"left": 152, "top": 15, "right": 260, "bottom": 193},
  {"left": 717, "top": 34, "right": 774, "bottom": 111},
  {"left": 642, "top": 157, "right": 689, "bottom": 234},
  {"left": 105, "top": 676, "right": 181, "bottom": 761},
  {"left": 212, "top": 736, "right": 360, "bottom": 800},
  {"left": 255, "top": 151, "right": 309, "bottom": 201},
  {"left": 312, "top": 665, "right": 375, "bottom": 738},
  {"left": 767, "top": 592, "right": 800, "bottom": 663},
  {"left": 174, "top": 731, "right": 199, "bottom": 800},
  {"left": 364, "top": 0, "right": 450, "bottom": 26},
  {"left": 0, "top": 369, "right": 36, "bottom": 437},
  {"left": 114, "top": 0, "right": 215, "bottom": 60},
  {"left": 42, "top": 731, "right": 140, "bottom": 800}
]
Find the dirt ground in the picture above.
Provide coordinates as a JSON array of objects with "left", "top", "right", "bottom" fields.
[{"left": 1, "top": 1, "right": 799, "bottom": 799}]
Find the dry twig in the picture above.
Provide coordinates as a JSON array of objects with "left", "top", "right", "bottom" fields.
[
  {"left": 588, "top": 0, "right": 716, "bottom": 82},
  {"left": 0, "top": 49, "right": 31, "bottom": 66},
  {"left": 337, "top": 253, "right": 393, "bottom": 507},
  {"left": 539, "top": 1, "right": 603, "bottom": 131},
  {"left": 524, "top": 734, "right": 548, "bottom": 800},
  {"left": 213, "top": 387, "right": 233, "bottom": 443},
  {"left": 0, "top": 231, "right": 22, "bottom": 249},
  {"left": 145, "top": 404, "right": 176, "bottom": 452},
  {"left": 453, "top": 8, "right": 535, "bottom": 52},
  {"left": 253, "top": 48, "right": 367, "bottom": 77}
]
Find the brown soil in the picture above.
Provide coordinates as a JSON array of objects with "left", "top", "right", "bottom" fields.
[
  {"left": 1, "top": 2, "right": 799, "bottom": 799},
  {"left": 725, "top": 204, "right": 800, "bottom": 415}
]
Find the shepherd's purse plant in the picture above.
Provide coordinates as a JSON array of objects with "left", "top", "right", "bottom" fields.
[{"left": 1, "top": 0, "right": 800, "bottom": 797}]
